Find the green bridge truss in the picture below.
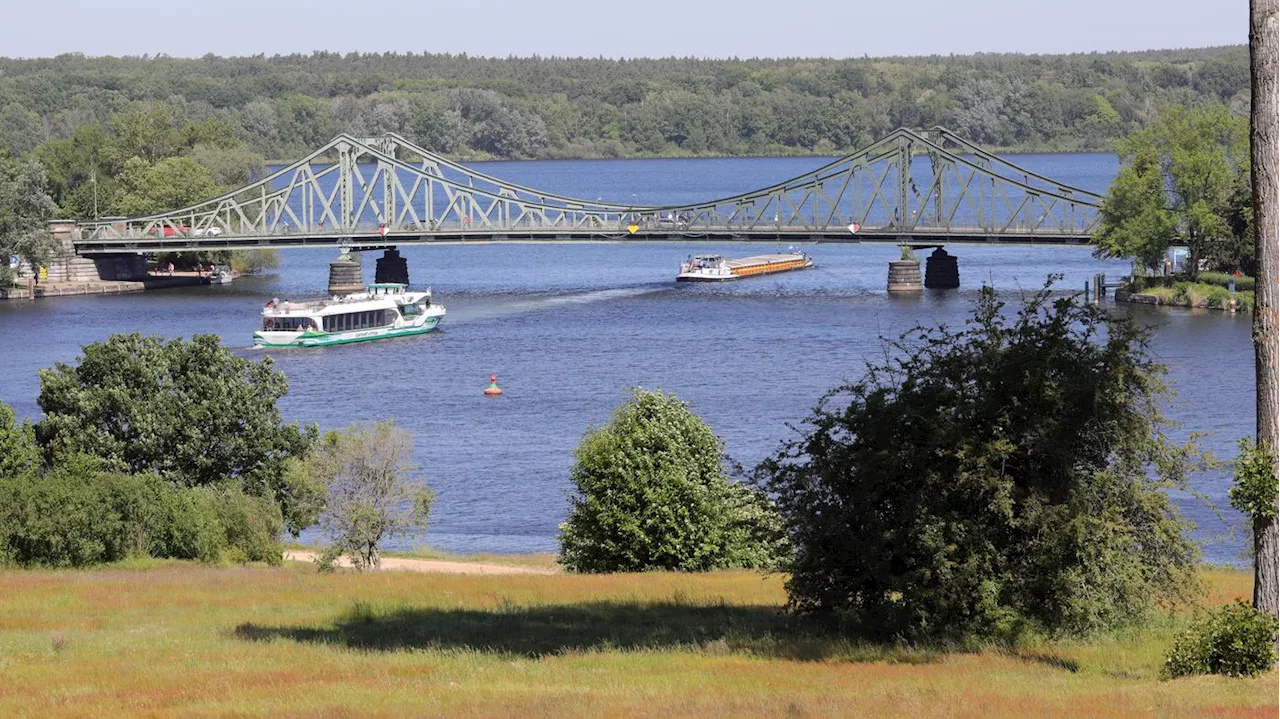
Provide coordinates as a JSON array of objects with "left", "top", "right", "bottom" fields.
[{"left": 72, "top": 127, "right": 1103, "bottom": 254}]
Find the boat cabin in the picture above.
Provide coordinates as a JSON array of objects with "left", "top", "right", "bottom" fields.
[
  {"left": 262, "top": 316, "right": 316, "bottom": 332},
  {"left": 321, "top": 309, "right": 392, "bottom": 332}
]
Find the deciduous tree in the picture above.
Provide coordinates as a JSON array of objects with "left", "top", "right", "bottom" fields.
[
  {"left": 306, "top": 421, "right": 434, "bottom": 571},
  {"left": 1093, "top": 104, "right": 1248, "bottom": 279},
  {"left": 115, "top": 155, "right": 220, "bottom": 216},
  {"left": 0, "top": 155, "right": 57, "bottom": 283},
  {"left": 1248, "top": 0, "right": 1279, "bottom": 618},
  {"left": 0, "top": 401, "right": 38, "bottom": 479},
  {"left": 35, "top": 334, "right": 316, "bottom": 533}
]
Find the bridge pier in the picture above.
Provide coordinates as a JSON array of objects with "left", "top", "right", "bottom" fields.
[
  {"left": 887, "top": 252, "right": 923, "bottom": 293},
  {"left": 39, "top": 220, "right": 148, "bottom": 282},
  {"left": 327, "top": 251, "right": 363, "bottom": 296},
  {"left": 374, "top": 248, "right": 410, "bottom": 286},
  {"left": 924, "top": 248, "right": 960, "bottom": 289}
]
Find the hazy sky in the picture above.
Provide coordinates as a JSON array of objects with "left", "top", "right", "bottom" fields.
[{"left": 2, "top": 0, "right": 1247, "bottom": 59}]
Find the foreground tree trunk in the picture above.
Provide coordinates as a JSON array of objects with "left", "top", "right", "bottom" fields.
[{"left": 1250, "top": 0, "right": 1280, "bottom": 617}]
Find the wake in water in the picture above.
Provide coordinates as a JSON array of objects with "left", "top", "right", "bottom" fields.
[{"left": 444, "top": 284, "right": 672, "bottom": 325}]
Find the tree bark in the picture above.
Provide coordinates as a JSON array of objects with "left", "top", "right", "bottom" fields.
[{"left": 1250, "top": 0, "right": 1280, "bottom": 617}]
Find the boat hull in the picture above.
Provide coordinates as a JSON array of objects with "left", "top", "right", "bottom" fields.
[
  {"left": 253, "top": 315, "right": 441, "bottom": 348},
  {"left": 677, "top": 254, "right": 813, "bottom": 282},
  {"left": 676, "top": 273, "right": 736, "bottom": 282}
]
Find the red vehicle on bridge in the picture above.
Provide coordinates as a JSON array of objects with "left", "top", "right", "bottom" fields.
[{"left": 147, "top": 225, "right": 222, "bottom": 237}]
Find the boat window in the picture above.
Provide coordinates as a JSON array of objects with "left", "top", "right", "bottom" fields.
[{"left": 265, "top": 316, "right": 314, "bottom": 331}]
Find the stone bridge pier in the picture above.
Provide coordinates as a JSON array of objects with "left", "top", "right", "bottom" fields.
[
  {"left": 41, "top": 220, "right": 147, "bottom": 282},
  {"left": 887, "top": 244, "right": 960, "bottom": 292}
]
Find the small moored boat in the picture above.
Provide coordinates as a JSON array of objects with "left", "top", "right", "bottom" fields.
[
  {"left": 205, "top": 264, "right": 233, "bottom": 285},
  {"left": 252, "top": 283, "right": 445, "bottom": 348},
  {"left": 677, "top": 252, "right": 813, "bottom": 282}
]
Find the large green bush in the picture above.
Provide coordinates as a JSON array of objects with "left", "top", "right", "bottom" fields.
[
  {"left": 761, "top": 286, "right": 1201, "bottom": 641},
  {"left": 0, "top": 452, "right": 282, "bottom": 567},
  {"left": 202, "top": 487, "right": 284, "bottom": 565},
  {"left": 1164, "top": 601, "right": 1278, "bottom": 679},
  {"left": 558, "top": 388, "right": 788, "bottom": 573},
  {"left": 0, "top": 458, "right": 215, "bottom": 566},
  {"left": 0, "top": 401, "right": 39, "bottom": 479},
  {"left": 35, "top": 333, "right": 316, "bottom": 534}
]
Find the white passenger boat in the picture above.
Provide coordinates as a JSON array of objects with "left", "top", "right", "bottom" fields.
[
  {"left": 252, "top": 283, "right": 445, "bottom": 348},
  {"left": 677, "top": 252, "right": 813, "bottom": 282}
]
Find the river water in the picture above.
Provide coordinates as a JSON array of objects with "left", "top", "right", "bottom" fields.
[{"left": 0, "top": 153, "right": 1257, "bottom": 563}]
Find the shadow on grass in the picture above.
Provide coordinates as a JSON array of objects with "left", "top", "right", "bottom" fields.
[
  {"left": 1008, "top": 649, "right": 1081, "bottom": 673},
  {"left": 234, "top": 599, "right": 940, "bottom": 662}
]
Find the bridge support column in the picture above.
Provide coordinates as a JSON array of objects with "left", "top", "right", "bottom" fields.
[
  {"left": 374, "top": 248, "right": 409, "bottom": 286},
  {"left": 924, "top": 248, "right": 960, "bottom": 289},
  {"left": 328, "top": 251, "right": 363, "bottom": 296},
  {"left": 39, "top": 220, "right": 149, "bottom": 282},
  {"left": 887, "top": 257, "right": 923, "bottom": 292}
]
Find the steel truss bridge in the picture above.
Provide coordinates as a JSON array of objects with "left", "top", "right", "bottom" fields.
[{"left": 72, "top": 127, "right": 1103, "bottom": 255}]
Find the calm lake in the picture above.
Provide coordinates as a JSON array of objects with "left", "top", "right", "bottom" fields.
[{"left": 0, "top": 153, "right": 1256, "bottom": 563}]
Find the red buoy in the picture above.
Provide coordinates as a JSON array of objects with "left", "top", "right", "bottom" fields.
[{"left": 484, "top": 373, "right": 503, "bottom": 396}]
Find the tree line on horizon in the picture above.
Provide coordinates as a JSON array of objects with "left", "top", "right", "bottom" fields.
[
  {"left": 0, "top": 45, "right": 1259, "bottom": 283},
  {"left": 0, "top": 46, "right": 1252, "bottom": 166}
]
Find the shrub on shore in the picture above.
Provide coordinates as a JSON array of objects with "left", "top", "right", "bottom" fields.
[
  {"left": 0, "top": 331, "right": 310, "bottom": 569},
  {"left": 299, "top": 421, "right": 435, "bottom": 571},
  {"left": 1163, "top": 601, "right": 1278, "bottom": 679},
  {"left": 559, "top": 388, "right": 789, "bottom": 573},
  {"left": 1126, "top": 277, "right": 1254, "bottom": 312},
  {"left": 1198, "top": 271, "right": 1255, "bottom": 292},
  {"left": 0, "top": 453, "right": 283, "bottom": 567},
  {"left": 762, "top": 285, "right": 1202, "bottom": 642}
]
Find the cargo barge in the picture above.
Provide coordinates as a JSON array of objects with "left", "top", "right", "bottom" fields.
[{"left": 676, "top": 252, "right": 813, "bottom": 282}]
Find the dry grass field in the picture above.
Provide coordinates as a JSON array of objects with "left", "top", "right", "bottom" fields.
[{"left": 0, "top": 560, "right": 1273, "bottom": 718}]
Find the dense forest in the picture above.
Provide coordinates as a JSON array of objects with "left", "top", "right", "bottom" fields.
[{"left": 0, "top": 46, "right": 1252, "bottom": 165}]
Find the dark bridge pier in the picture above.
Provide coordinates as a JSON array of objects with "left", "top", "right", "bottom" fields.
[
  {"left": 374, "top": 248, "right": 410, "bottom": 286},
  {"left": 924, "top": 248, "right": 960, "bottom": 289}
]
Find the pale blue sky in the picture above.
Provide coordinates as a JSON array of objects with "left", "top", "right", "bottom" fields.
[{"left": 2, "top": 0, "right": 1247, "bottom": 59}]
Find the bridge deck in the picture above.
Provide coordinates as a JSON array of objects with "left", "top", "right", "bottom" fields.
[{"left": 74, "top": 227, "right": 1092, "bottom": 254}]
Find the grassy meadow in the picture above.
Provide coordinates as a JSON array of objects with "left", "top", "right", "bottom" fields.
[{"left": 0, "top": 561, "right": 1274, "bottom": 718}]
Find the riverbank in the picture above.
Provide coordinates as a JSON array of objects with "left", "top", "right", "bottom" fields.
[
  {"left": 283, "top": 549, "right": 556, "bottom": 575},
  {"left": 0, "top": 270, "right": 232, "bottom": 301},
  {"left": 1114, "top": 275, "right": 1255, "bottom": 314},
  {"left": 0, "top": 561, "right": 1268, "bottom": 717}
]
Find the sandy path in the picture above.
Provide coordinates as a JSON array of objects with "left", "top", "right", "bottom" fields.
[{"left": 284, "top": 550, "right": 556, "bottom": 576}]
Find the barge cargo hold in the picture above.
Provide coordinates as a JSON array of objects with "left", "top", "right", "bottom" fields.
[{"left": 676, "top": 252, "right": 814, "bottom": 282}]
